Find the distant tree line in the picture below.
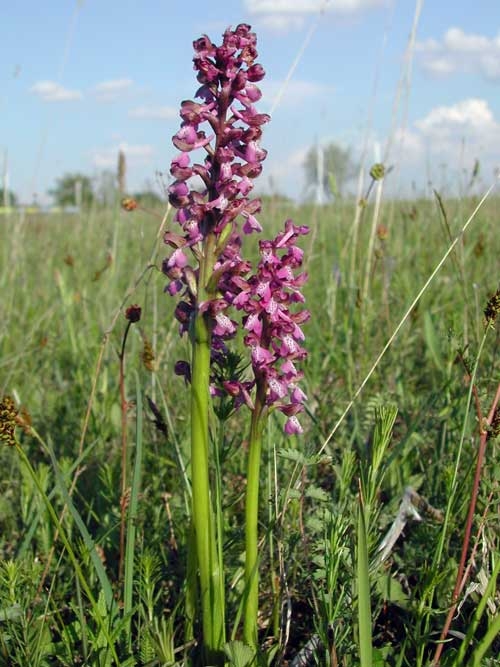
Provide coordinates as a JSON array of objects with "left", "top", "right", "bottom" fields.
[
  {"left": 2, "top": 141, "right": 356, "bottom": 210},
  {"left": 302, "top": 142, "right": 358, "bottom": 200},
  {"left": 0, "top": 188, "right": 18, "bottom": 207},
  {"left": 48, "top": 172, "right": 165, "bottom": 209}
]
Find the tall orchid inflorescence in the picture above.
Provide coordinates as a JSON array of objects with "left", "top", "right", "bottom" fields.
[{"left": 163, "top": 24, "right": 309, "bottom": 659}]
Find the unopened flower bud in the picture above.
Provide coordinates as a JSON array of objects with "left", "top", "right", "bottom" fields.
[
  {"left": 370, "top": 163, "right": 385, "bottom": 181},
  {"left": 125, "top": 304, "right": 142, "bottom": 323}
]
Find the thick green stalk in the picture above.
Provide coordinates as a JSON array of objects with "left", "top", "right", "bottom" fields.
[
  {"left": 213, "top": 422, "right": 226, "bottom": 646},
  {"left": 243, "top": 400, "right": 265, "bottom": 648},
  {"left": 190, "top": 308, "right": 225, "bottom": 661}
]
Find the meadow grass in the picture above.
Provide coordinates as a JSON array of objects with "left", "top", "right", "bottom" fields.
[{"left": 0, "top": 190, "right": 499, "bottom": 666}]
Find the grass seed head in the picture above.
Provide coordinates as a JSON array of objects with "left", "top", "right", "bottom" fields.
[
  {"left": 484, "top": 289, "right": 500, "bottom": 326},
  {"left": 0, "top": 396, "right": 31, "bottom": 446},
  {"left": 142, "top": 336, "right": 155, "bottom": 371},
  {"left": 0, "top": 396, "right": 18, "bottom": 446},
  {"left": 490, "top": 407, "right": 500, "bottom": 439}
]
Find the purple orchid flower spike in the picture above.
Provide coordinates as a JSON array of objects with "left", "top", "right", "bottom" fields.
[
  {"left": 162, "top": 23, "right": 310, "bottom": 659},
  {"left": 164, "top": 23, "right": 309, "bottom": 434}
]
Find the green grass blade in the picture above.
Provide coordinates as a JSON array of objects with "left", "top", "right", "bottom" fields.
[
  {"left": 454, "top": 558, "right": 500, "bottom": 666},
  {"left": 16, "top": 440, "right": 98, "bottom": 559},
  {"left": 35, "top": 430, "right": 114, "bottom": 610},
  {"left": 471, "top": 610, "right": 500, "bottom": 666},
  {"left": 15, "top": 443, "right": 119, "bottom": 664},
  {"left": 123, "top": 371, "right": 144, "bottom": 643},
  {"left": 357, "top": 499, "right": 372, "bottom": 667}
]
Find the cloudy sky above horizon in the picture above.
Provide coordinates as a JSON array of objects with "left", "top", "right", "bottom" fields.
[{"left": 2, "top": 0, "right": 500, "bottom": 204}]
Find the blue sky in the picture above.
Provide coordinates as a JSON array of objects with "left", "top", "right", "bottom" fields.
[{"left": 2, "top": 0, "right": 500, "bottom": 204}]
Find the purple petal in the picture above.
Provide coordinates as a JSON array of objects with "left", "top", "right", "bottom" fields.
[
  {"left": 242, "top": 213, "right": 262, "bottom": 234},
  {"left": 284, "top": 416, "right": 303, "bottom": 435}
]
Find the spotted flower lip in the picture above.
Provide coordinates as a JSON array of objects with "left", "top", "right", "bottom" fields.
[{"left": 284, "top": 415, "right": 303, "bottom": 435}]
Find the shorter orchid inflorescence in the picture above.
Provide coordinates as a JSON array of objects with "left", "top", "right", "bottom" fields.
[
  {"left": 230, "top": 220, "right": 310, "bottom": 433},
  {"left": 162, "top": 23, "right": 309, "bottom": 660}
]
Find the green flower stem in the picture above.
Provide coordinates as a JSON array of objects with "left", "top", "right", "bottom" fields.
[
  {"left": 191, "top": 314, "right": 214, "bottom": 644},
  {"left": 213, "top": 421, "right": 226, "bottom": 645},
  {"left": 190, "top": 277, "right": 225, "bottom": 661},
  {"left": 185, "top": 520, "right": 197, "bottom": 645},
  {"left": 243, "top": 397, "right": 265, "bottom": 648}
]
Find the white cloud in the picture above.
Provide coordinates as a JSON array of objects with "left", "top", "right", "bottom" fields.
[
  {"left": 256, "top": 14, "right": 305, "bottom": 31},
  {"left": 265, "top": 99, "right": 500, "bottom": 199},
  {"left": 261, "top": 145, "right": 309, "bottom": 198},
  {"left": 246, "top": 0, "right": 385, "bottom": 12},
  {"left": 245, "top": 0, "right": 388, "bottom": 31},
  {"left": 92, "top": 78, "right": 134, "bottom": 102},
  {"left": 415, "top": 99, "right": 497, "bottom": 137},
  {"left": 405, "top": 99, "right": 500, "bottom": 188},
  {"left": 417, "top": 28, "right": 500, "bottom": 81},
  {"left": 271, "top": 145, "right": 308, "bottom": 176},
  {"left": 260, "top": 79, "right": 335, "bottom": 111},
  {"left": 128, "top": 105, "right": 178, "bottom": 120},
  {"left": 383, "top": 99, "right": 499, "bottom": 170},
  {"left": 389, "top": 127, "right": 423, "bottom": 164},
  {"left": 357, "top": 100, "right": 500, "bottom": 197},
  {"left": 262, "top": 79, "right": 334, "bottom": 98},
  {"left": 91, "top": 142, "right": 154, "bottom": 169},
  {"left": 266, "top": 96, "right": 500, "bottom": 199},
  {"left": 30, "top": 80, "right": 82, "bottom": 102}
]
